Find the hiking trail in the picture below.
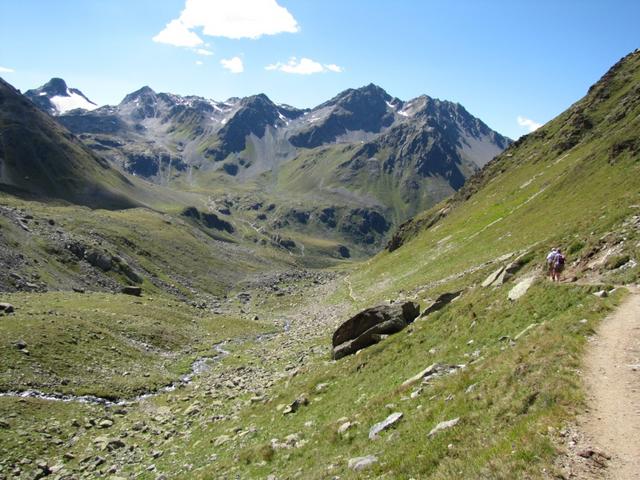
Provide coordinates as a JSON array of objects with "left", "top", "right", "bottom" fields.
[{"left": 574, "top": 286, "right": 640, "bottom": 479}]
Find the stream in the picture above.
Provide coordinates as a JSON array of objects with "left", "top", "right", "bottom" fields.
[{"left": 0, "top": 343, "right": 231, "bottom": 406}]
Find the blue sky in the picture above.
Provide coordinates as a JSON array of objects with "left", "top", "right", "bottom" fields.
[{"left": 0, "top": 0, "right": 638, "bottom": 138}]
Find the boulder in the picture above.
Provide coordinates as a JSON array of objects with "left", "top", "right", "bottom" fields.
[
  {"left": 482, "top": 254, "right": 528, "bottom": 288},
  {"left": 86, "top": 250, "right": 113, "bottom": 271},
  {"left": 481, "top": 267, "right": 505, "bottom": 287},
  {"left": 420, "top": 291, "right": 463, "bottom": 318},
  {"left": 121, "top": 286, "right": 142, "bottom": 297},
  {"left": 508, "top": 275, "right": 537, "bottom": 301},
  {"left": 332, "top": 302, "right": 420, "bottom": 360}
]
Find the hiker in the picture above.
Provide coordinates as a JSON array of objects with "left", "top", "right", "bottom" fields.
[
  {"left": 546, "top": 247, "right": 558, "bottom": 280},
  {"left": 552, "top": 248, "right": 566, "bottom": 282}
]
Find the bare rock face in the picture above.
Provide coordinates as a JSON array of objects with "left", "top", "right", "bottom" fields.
[{"left": 332, "top": 301, "right": 420, "bottom": 360}]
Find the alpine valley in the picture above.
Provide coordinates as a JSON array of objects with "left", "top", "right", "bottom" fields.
[{"left": 0, "top": 44, "right": 639, "bottom": 480}]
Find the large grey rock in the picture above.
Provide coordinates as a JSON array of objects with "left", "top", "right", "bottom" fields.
[
  {"left": 420, "top": 291, "right": 463, "bottom": 318},
  {"left": 332, "top": 302, "right": 419, "bottom": 360},
  {"left": 482, "top": 254, "right": 528, "bottom": 288},
  {"left": 369, "top": 412, "right": 403, "bottom": 439},
  {"left": 508, "top": 275, "right": 537, "bottom": 301},
  {"left": 482, "top": 267, "right": 505, "bottom": 287}
]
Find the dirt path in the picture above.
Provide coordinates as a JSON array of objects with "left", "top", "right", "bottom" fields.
[{"left": 579, "top": 286, "right": 640, "bottom": 479}]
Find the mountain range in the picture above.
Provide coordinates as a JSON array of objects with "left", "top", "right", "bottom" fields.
[{"left": 15, "top": 77, "right": 509, "bottom": 254}]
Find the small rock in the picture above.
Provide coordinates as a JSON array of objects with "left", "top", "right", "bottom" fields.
[
  {"left": 348, "top": 455, "right": 378, "bottom": 471},
  {"left": 337, "top": 422, "right": 353, "bottom": 435},
  {"left": 98, "top": 419, "right": 114, "bottom": 429},
  {"left": 514, "top": 323, "right": 540, "bottom": 341},
  {"left": 214, "top": 435, "right": 231, "bottom": 447},
  {"left": 14, "top": 339, "right": 27, "bottom": 350},
  {"left": 0, "top": 303, "right": 15, "bottom": 314},
  {"left": 283, "top": 395, "right": 308, "bottom": 415},
  {"left": 428, "top": 417, "right": 460, "bottom": 437},
  {"left": 184, "top": 403, "right": 201, "bottom": 416},
  {"left": 107, "top": 438, "right": 125, "bottom": 451},
  {"left": 121, "top": 286, "right": 142, "bottom": 297},
  {"left": 369, "top": 412, "right": 403, "bottom": 440}
]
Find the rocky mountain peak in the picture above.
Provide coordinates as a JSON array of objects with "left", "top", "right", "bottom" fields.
[
  {"left": 39, "top": 77, "right": 69, "bottom": 96},
  {"left": 121, "top": 86, "right": 157, "bottom": 105},
  {"left": 24, "top": 77, "right": 98, "bottom": 115}
]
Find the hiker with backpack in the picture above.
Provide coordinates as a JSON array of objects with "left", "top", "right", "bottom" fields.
[
  {"left": 552, "top": 248, "right": 566, "bottom": 282},
  {"left": 546, "top": 247, "right": 558, "bottom": 280}
]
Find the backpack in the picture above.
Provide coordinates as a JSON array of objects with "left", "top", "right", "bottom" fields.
[{"left": 555, "top": 254, "right": 565, "bottom": 267}]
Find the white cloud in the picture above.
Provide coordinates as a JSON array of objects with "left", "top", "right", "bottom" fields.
[
  {"left": 220, "top": 56, "right": 244, "bottom": 73},
  {"left": 195, "top": 60, "right": 204, "bottom": 66},
  {"left": 153, "top": 18, "right": 203, "bottom": 47},
  {"left": 324, "top": 64, "right": 343, "bottom": 73},
  {"left": 517, "top": 115, "right": 543, "bottom": 132},
  {"left": 194, "top": 48, "right": 213, "bottom": 56},
  {"left": 153, "top": 0, "right": 298, "bottom": 46},
  {"left": 265, "top": 57, "right": 343, "bottom": 75},
  {"left": 0, "top": 66, "right": 15, "bottom": 73}
]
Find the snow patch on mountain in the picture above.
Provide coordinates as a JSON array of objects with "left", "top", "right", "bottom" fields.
[{"left": 50, "top": 90, "right": 98, "bottom": 114}]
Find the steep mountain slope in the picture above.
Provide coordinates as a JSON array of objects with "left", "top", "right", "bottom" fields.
[
  {"left": 24, "top": 77, "right": 98, "bottom": 115},
  {"left": 0, "top": 78, "right": 138, "bottom": 208}
]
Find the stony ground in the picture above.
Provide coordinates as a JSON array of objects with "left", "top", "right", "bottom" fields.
[{"left": 0, "top": 270, "right": 353, "bottom": 479}]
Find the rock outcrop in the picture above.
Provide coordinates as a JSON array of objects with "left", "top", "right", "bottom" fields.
[
  {"left": 332, "top": 301, "right": 420, "bottom": 359},
  {"left": 420, "top": 290, "right": 463, "bottom": 318}
]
